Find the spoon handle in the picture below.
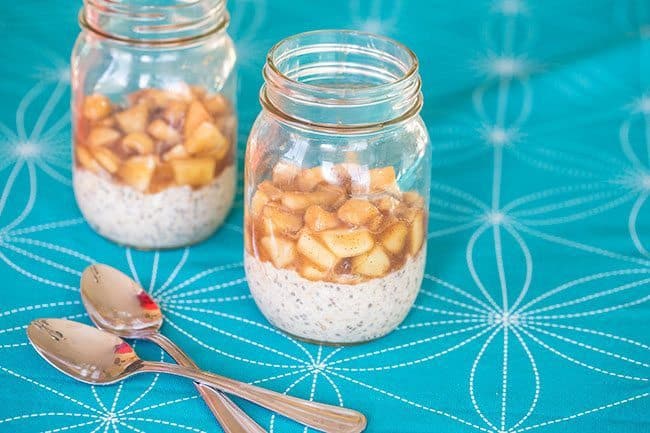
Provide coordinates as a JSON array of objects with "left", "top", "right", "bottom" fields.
[
  {"left": 147, "top": 333, "right": 267, "bottom": 433},
  {"left": 140, "top": 361, "right": 367, "bottom": 433}
]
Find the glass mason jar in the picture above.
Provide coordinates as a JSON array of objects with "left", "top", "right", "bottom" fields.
[
  {"left": 71, "top": 0, "right": 237, "bottom": 249},
  {"left": 244, "top": 30, "right": 431, "bottom": 344}
]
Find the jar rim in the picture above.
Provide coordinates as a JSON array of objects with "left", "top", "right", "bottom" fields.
[
  {"left": 80, "top": 0, "right": 229, "bottom": 46},
  {"left": 261, "top": 29, "right": 423, "bottom": 133},
  {"left": 265, "top": 29, "right": 420, "bottom": 97}
]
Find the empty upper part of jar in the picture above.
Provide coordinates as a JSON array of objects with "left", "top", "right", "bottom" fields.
[
  {"left": 245, "top": 30, "right": 431, "bottom": 344},
  {"left": 261, "top": 29, "right": 422, "bottom": 129}
]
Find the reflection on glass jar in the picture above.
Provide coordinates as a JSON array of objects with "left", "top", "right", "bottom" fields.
[
  {"left": 244, "top": 30, "right": 431, "bottom": 344},
  {"left": 71, "top": 0, "right": 237, "bottom": 249}
]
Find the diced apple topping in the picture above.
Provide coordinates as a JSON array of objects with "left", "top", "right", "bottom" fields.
[
  {"left": 304, "top": 205, "right": 339, "bottom": 231},
  {"left": 92, "top": 147, "right": 121, "bottom": 173},
  {"left": 115, "top": 103, "right": 149, "bottom": 133},
  {"left": 320, "top": 228, "right": 374, "bottom": 258},
  {"left": 381, "top": 222, "right": 408, "bottom": 254},
  {"left": 261, "top": 236, "right": 296, "bottom": 268},
  {"left": 409, "top": 210, "right": 425, "bottom": 256},
  {"left": 184, "top": 100, "right": 212, "bottom": 136},
  {"left": 122, "top": 132, "right": 154, "bottom": 155},
  {"left": 148, "top": 119, "right": 181, "bottom": 145},
  {"left": 262, "top": 205, "right": 303, "bottom": 235},
  {"left": 170, "top": 157, "right": 215, "bottom": 187},
  {"left": 369, "top": 167, "right": 397, "bottom": 191},
  {"left": 374, "top": 195, "right": 400, "bottom": 212},
  {"left": 250, "top": 190, "right": 269, "bottom": 217},
  {"left": 118, "top": 156, "right": 156, "bottom": 191},
  {"left": 204, "top": 94, "right": 230, "bottom": 116},
  {"left": 337, "top": 199, "right": 380, "bottom": 226},
  {"left": 258, "top": 181, "right": 282, "bottom": 200},
  {"left": 76, "top": 146, "right": 102, "bottom": 173},
  {"left": 184, "top": 121, "right": 228, "bottom": 157},
  {"left": 162, "top": 101, "right": 187, "bottom": 126},
  {"left": 352, "top": 245, "right": 391, "bottom": 277},
  {"left": 162, "top": 145, "right": 189, "bottom": 161},
  {"left": 245, "top": 161, "right": 427, "bottom": 283},
  {"left": 403, "top": 191, "right": 425, "bottom": 208},
  {"left": 297, "top": 232, "right": 337, "bottom": 270},
  {"left": 296, "top": 167, "right": 324, "bottom": 191},
  {"left": 281, "top": 192, "right": 312, "bottom": 211},
  {"left": 76, "top": 87, "right": 234, "bottom": 194},
  {"left": 87, "top": 127, "right": 121, "bottom": 148},
  {"left": 298, "top": 262, "right": 328, "bottom": 281},
  {"left": 82, "top": 94, "right": 112, "bottom": 121},
  {"left": 272, "top": 162, "right": 301, "bottom": 188}
]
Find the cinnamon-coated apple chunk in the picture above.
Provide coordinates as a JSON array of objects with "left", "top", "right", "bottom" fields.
[
  {"left": 82, "top": 94, "right": 112, "bottom": 121},
  {"left": 272, "top": 162, "right": 301, "bottom": 188},
  {"left": 117, "top": 156, "right": 157, "bottom": 191},
  {"left": 261, "top": 236, "right": 296, "bottom": 268},
  {"left": 262, "top": 205, "right": 303, "bottom": 235},
  {"left": 258, "top": 181, "right": 283, "bottom": 201},
  {"left": 298, "top": 262, "right": 329, "bottom": 281},
  {"left": 320, "top": 228, "right": 374, "bottom": 258},
  {"left": 374, "top": 195, "right": 400, "bottom": 213},
  {"left": 352, "top": 245, "right": 391, "bottom": 277},
  {"left": 87, "top": 127, "right": 121, "bottom": 148},
  {"left": 409, "top": 210, "right": 425, "bottom": 255},
  {"left": 204, "top": 94, "right": 230, "bottom": 116},
  {"left": 296, "top": 167, "right": 324, "bottom": 192},
  {"left": 402, "top": 191, "right": 425, "bottom": 208},
  {"left": 147, "top": 119, "right": 181, "bottom": 145},
  {"left": 184, "top": 100, "right": 212, "bottom": 136},
  {"left": 76, "top": 146, "right": 102, "bottom": 173},
  {"left": 170, "top": 157, "right": 215, "bottom": 187},
  {"left": 149, "top": 162, "right": 175, "bottom": 193},
  {"left": 115, "top": 103, "right": 149, "bottom": 134},
  {"left": 309, "top": 184, "right": 346, "bottom": 208},
  {"left": 297, "top": 232, "right": 338, "bottom": 270},
  {"left": 369, "top": 167, "right": 397, "bottom": 191},
  {"left": 336, "top": 198, "right": 380, "bottom": 226},
  {"left": 122, "top": 132, "right": 154, "bottom": 155},
  {"left": 250, "top": 190, "right": 269, "bottom": 217},
  {"left": 91, "top": 147, "right": 121, "bottom": 173},
  {"left": 161, "top": 100, "right": 187, "bottom": 126},
  {"left": 281, "top": 192, "right": 312, "bottom": 211},
  {"left": 162, "top": 145, "right": 189, "bottom": 161},
  {"left": 184, "top": 121, "right": 228, "bottom": 157},
  {"left": 304, "top": 205, "right": 339, "bottom": 232},
  {"left": 381, "top": 222, "right": 408, "bottom": 254}
]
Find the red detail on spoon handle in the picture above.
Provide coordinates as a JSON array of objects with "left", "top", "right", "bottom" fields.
[{"left": 137, "top": 291, "right": 159, "bottom": 310}]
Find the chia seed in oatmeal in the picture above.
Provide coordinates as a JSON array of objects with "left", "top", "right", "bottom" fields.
[
  {"left": 74, "top": 165, "right": 235, "bottom": 249},
  {"left": 245, "top": 247, "right": 425, "bottom": 344}
]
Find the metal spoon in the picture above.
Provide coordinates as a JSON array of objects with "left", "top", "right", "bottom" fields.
[
  {"left": 79, "top": 263, "right": 265, "bottom": 433},
  {"left": 27, "top": 319, "right": 367, "bottom": 433}
]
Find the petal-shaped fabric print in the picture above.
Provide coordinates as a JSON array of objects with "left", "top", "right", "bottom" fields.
[
  {"left": 0, "top": 62, "right": 71, "bottom": 185},
  {"left": 503, "top": 182, "right": 636, "bottom": 227},
  {"left": 512, "top": 269, "right": 650, "bottom": 382},
  {"left": 427, "top": 182, "right": 489, "bottom": 240}
]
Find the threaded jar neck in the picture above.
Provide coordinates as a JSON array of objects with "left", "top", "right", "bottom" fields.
[
  {"left": 261, "top": 30, "right": 422, "bottom": 132},
  {"left": 80, "top": 0, "right": 228, "bottom": 45}
]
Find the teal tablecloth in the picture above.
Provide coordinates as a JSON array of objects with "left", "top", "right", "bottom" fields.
[{"left": 1, "top": 1, "right": 649, "bottom": 432}]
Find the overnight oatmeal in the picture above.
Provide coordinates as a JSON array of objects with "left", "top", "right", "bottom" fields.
[
  {"left": 244, "top": 162, "right": 427, "bottom": 344},
  {"left": 73, "top": 86, "right": 236, "bottom": 248}
]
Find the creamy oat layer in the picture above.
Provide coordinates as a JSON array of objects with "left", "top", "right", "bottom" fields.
[
  {"left": 74, "top": 165, "right": 235, "bottom": 249},
  {"left": 246, "top": 247, "right": 425, "bottom": 343}
]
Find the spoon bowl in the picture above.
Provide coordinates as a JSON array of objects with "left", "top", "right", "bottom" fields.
[
  {"left": 80, "top": 264, "right": 162, "bottom": 338},
  {"left": 27, "top": 318, "right": 141, "bottom": 384}
]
